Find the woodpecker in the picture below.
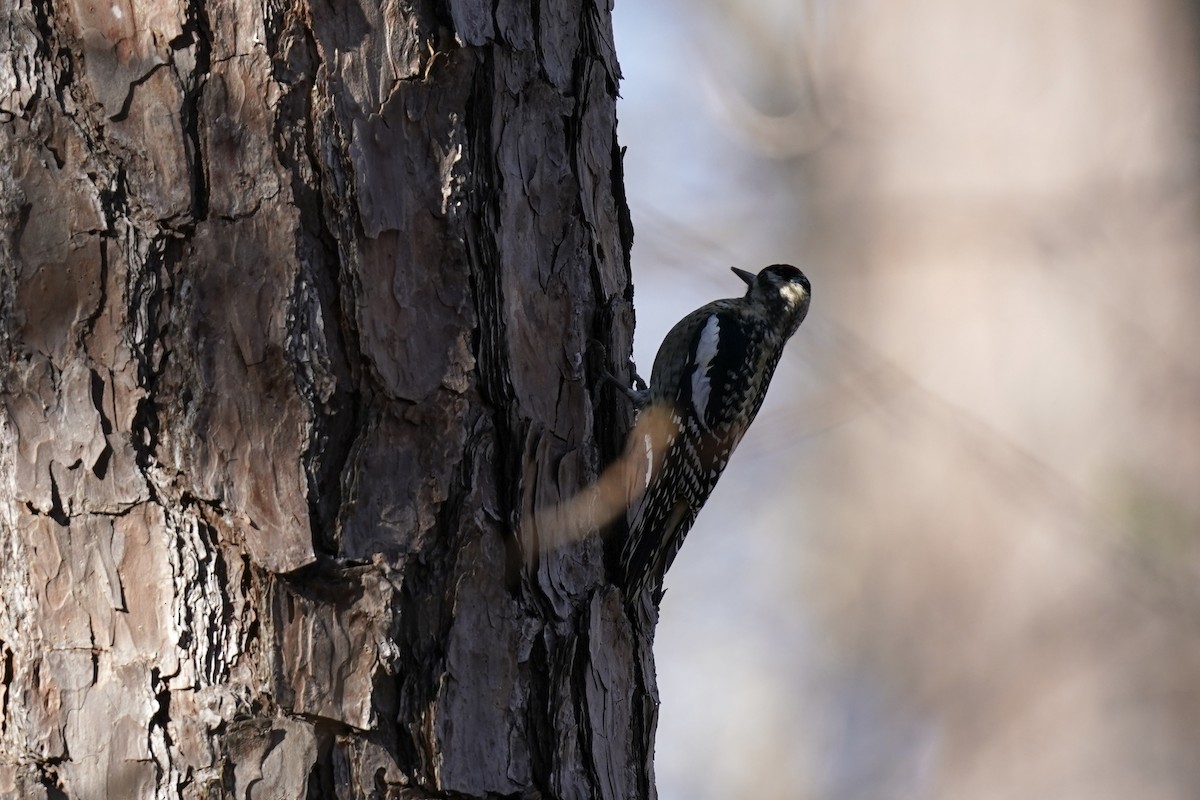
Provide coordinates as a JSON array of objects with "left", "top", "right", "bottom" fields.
[{"left": 620, "top": 264, "right": 811, "bottom": 601}]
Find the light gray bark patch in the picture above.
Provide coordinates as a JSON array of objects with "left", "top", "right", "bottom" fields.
[
  {"left": 5, "top": 354, "right": 147, "bottom": 518},
  {"left": 4, "top": 503, "right": 183, "bottom": 798},
  {"left": 112, "top": 505, "right": 176, "bottom": 663},
  {"left": 55, "top": 659, "right": 160, "bottom": 797},
  {"left": 0, "top": 4, "right": 41, "bottom": 116},
  {"left": 45, "top": 368, "right": 147, "bottom": 515}
]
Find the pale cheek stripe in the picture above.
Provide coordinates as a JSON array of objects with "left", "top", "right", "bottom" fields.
[{"left": 781, "top": 283, "right": 808, "bottom": 308}]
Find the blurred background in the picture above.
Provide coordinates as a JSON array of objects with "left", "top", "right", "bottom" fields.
[{"left": 612, "top": 1, "right": 1200, "bottom": 798}]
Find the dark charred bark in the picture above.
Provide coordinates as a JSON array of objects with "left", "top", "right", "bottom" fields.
[{"left": 0, "top": 1, "right": 652, "bottom": 797}]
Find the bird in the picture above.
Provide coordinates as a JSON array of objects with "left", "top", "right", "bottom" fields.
[{"left": 619, "top": 264, "right": 811, "bottom": 602}]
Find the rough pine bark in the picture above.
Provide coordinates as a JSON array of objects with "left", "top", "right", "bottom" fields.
[{"left": 0, "top": 1, "right": 653, "bottom": 798}]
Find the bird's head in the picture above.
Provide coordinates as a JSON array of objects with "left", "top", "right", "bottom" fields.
[{"left": 732, "top": 264, "right": 811, "bottom": 334}]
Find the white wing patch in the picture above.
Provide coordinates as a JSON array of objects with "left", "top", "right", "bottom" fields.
[{"left": 691, "top": 314, "right": 720, "bottom": 425}]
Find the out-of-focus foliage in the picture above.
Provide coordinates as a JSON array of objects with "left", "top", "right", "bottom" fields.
[{"left": 616, "top": 1, "right": 1200, "bottom": 798}]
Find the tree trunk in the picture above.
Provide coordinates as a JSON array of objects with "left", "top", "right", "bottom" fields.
[{"left": 0, "top": 1, "right": 651, "bottom": 797}]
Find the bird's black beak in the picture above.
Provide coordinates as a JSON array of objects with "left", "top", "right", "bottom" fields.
[{"left": 731, "top": 267, "right": 756, "bottom": 287}]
